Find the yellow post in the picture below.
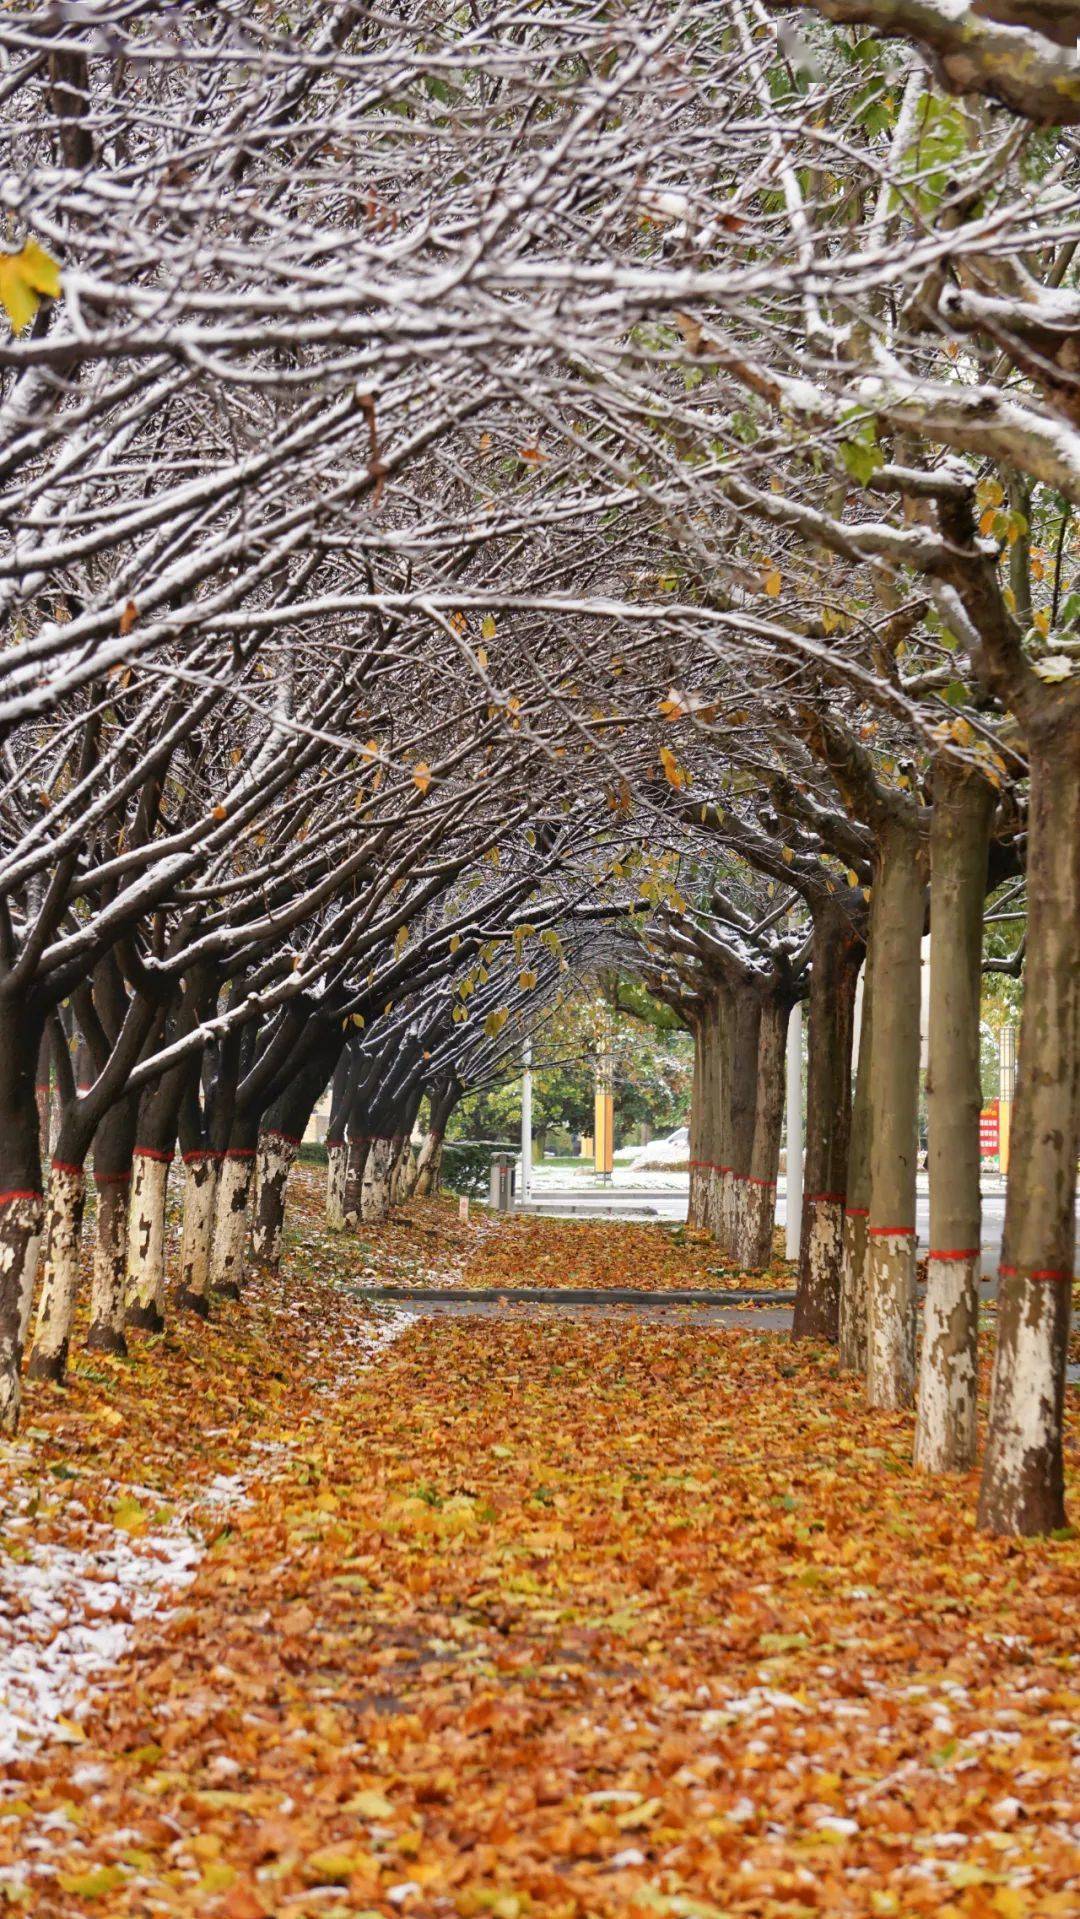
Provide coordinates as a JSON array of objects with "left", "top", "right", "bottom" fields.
[
  {"left": 593, "top": 1086, "right": 613, "bottom": 1177},
  {"left": 594, "top": 1005, "right": 614, "bottom": 1178}
]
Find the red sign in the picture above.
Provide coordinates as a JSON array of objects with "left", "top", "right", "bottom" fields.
[{"left": 979, "top": 1103, "right": 999, "bottom": 1157}]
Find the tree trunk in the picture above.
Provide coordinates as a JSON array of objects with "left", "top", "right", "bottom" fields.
[
  {"left": 978, "top": 715, "right": 1078, "bottom": 1534},
  {"left": 688, "top": 1016, "right": 707, "bottom": 1228},
  {"left": 326, "top": 1137, "right": 346, "bottom": 1227},
  {"left": 251, "top": 1129, "right": 300, "bottom": 1268},
  {"left": 87, "top": 1097, "right": 139, "bottom": 1355},
  {"left": 361, "top": 1135, "right": 394, "bottom": 1223},
  {"left": 210, "top": 1148, "right": 255, "bottom": 1298},
  {"left": 915, "top": 761, "right": 994, "bottom": 1472},
  {"left": 723, "top": 987, "right": 760, "bottom": 1260},
  {"left": 839, "top": 958, "right": 874, "bottom": 1375},
  {"left": 27, "top": 1164, "right": 87, "bottom": 1383},
  {"left": 794, "top": 907, "right": 861, "bottom": 1341},
  {"left": 866, "top": 818, "right": 925, "bottom": 1410},
  {"left": 36, "top": 1029, "right": 52, "bottom": 1162},
  {"left": 342, "top": 1134, "right": 369, "bottom": 1228},
  {"left": 0, "top": 1002, "right": 47, "bottom": 1430},
  {"left": 125, "top": 1150, "right": 171, "bottom": 1332},
  {"left": 739, "top": 992, "right": 789, "bottom": 1269},
  {"left": 176, "top": 1152, "right": 219, "bottom": 1316}
]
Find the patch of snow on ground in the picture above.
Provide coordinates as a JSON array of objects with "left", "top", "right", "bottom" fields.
[
  {"left": 0, "top": 1511, "right": 200, "bottom": 1766},
  {"left": 1, "top": 1304, "right": 412, "bottom": 1768}
]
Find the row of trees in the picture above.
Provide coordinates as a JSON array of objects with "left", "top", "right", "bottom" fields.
[{"left": 0, "top": 2, "right": 1076, "bottom": 1534}]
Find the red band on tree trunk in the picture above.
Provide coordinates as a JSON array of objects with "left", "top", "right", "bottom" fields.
[
  {"left": 50, "top": 1159, "right": 84, "bottom": 1176},
  {"left": 133, "top": 1146, "right": 174, "bottom": 1163},
  {"left": 326, "top": 1136, "right": 344, "bottom": 1149},
  {"left": 998, "top": 1263, "right": 1072, "bottom": 1281},
  {"left": 94, "top": 1169, "right": 132, "bottom": 1186},
  {"left": 808, "top": 1191, "right": 845, "bottom": 1205},
  {"left": 225, "top": 1147, "right": 257, "bottom": 1161},
  {"left": 868, "top": 1225, "right": 916, "bottom": 1237},
  {"left": 182, "top": 1148, "right": 223, "bottom": 1164},
  {"left": 264, "top": 1130, "right": 301, "bottom": 1146},
  {"left": 744, "top": 1174, "right": 776, "bottom": 1188},
  {"left": 0, "top": 1189, "right": 42, "bottom": 1205},
  {"left": 928, "top": 1247, "right": 980, "bottom": 1261}
]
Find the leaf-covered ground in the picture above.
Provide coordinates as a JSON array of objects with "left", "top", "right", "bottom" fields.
[
  {"left": 285, "top": 1162, "right": 796, "bottom": 1293},
  {"left": 2, "top": 1197, "right": 1077, "bottom": 1918}
]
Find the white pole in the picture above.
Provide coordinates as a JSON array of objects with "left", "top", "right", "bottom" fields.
[
  {"left": 520, "top": 1040, "right": 532, "bottom": 1207},
  {"left": 785, "top": 1003, "right": 803, "bottom": 1261}
]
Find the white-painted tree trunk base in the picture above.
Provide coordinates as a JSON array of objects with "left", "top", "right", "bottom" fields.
[
  {"left": 361, "top": 1137, "right": 393, "bottom": 1223},
  {"left": 914, "top": 1254, "right": 979, "bottom": 1471},
  {"left": 326, "top": 1143, "right": 346, "bottom": 1229},
  {"left": 838, "top": 1212, "right": 869, "bottom": 1374},
  {"left": 251, "top": 1134, "right": 298, "bottom": 1265},
  {"left": 210, "top": 1155, "right": 254, "bottom": 1297},
  {"left": 866, "top": 1232, "right": 917, "bottom": 1410},
  {"left": 87, "top": 1181, "right": 130, "bottom": 1354},
  {"left": 27, "top": 1167, "right": 86, "bottom": 1382},
  {"left": 177, "top": 1157, "right": 219, "bottom": 1312},
  {"left": 980, "top": 1279, "right": 1068, "bottom": 1533},
  {"left": 0, "top": 1195, "right": 44, "bottom": 1433},
  {"left": 125, "top": 1155, "right": 170, "bottom": 1331}
]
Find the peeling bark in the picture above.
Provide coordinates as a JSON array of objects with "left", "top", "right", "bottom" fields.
[
  {"left": 326, "top": 1139, "right": 346, "bottom": 1228},
  {"left": 125, "top": 1152, "right": 171, "bottom": 1333},
  {"left": 176, "top": 1153, "right": 220, "bottom": 1315},
  {"left": 87, "top": 1177, "right": 130, "bottom": 1355},
  {"left": 978, "top": 718, "right": 1078, "bottom": 1534},
  {"left": 210, "top": 1151, "right": 255, "bottom": 1299},
  {"left": 27, "top": 1165, "right": 86, "bottom": 1384},
  {"left": 251, "top": 1130, "right": 299, "bottom": 1268},
  {"left": 0, "top": 1195, "right": 43, "bottom": 1433},
  {"left": 361, "top": 1135, "right": 394, "bottom": 1223}
]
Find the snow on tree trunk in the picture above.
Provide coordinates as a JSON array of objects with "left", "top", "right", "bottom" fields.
[
  {"left": 251, "top": 1131, "right": 299, "bottom": 1268},
  {"left": 866, "top": 820, "right": 924, "bottom": 1410},
  {"left": 210, "top": 1151, "right": 255, "bottom": 1299},
  {"left": 87, "top": 1176, "right": 130, "bottom": 1355},
  {"left": 361, "top": 1135, "right": 394, "bottom": 1223},
  {"left": 176, "top": 1153, "right": 220, "bottom": 1316},
  {"left": 0, "top": 1194, "right": 43, "bottom": 1433},
  {"left": 326, "top": 1139, "right": 346, "bottom": 1229},
  {"left": 915, "top": 762, "right": 993, "bottom": 1473},
  {"left": 978, "top": 723, "right": 1078, "bottom": 1535},
  {"left": 839, "top": 957, "right": 874, "bottom": 1375},
  {"left": 125, "top": 1151, "right": 171, "bottom": 1333},
  {"left": 27, "top": 1164, "right": 86, "bottom": 1384}
]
